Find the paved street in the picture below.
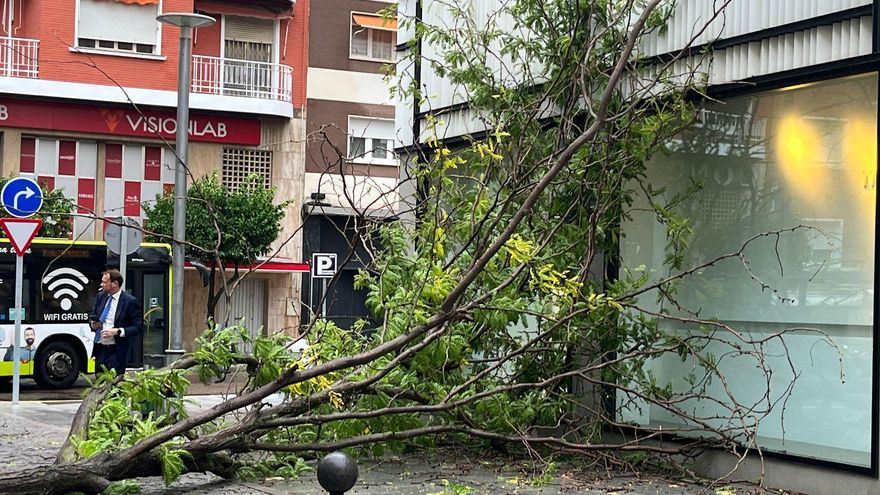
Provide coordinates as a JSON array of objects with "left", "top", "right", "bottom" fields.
[
  {"left": 0, "top": 376, "right": 90, "bottom": 401},
  {"left": 0, "top": 394, "right": 786, "bottom": 494}
]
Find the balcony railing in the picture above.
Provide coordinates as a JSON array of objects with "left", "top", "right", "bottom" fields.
[
  {"left": 191, "top": 55, "right": 292, "bottom": 103},
  {"left": 0, "top": 37, "right": 39, "bottom": 78}
]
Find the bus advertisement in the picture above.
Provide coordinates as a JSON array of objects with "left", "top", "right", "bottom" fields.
[{"left": 0, "top": 239, "right": 171, "bottom": 388}]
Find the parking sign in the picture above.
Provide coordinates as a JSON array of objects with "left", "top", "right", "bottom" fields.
[{"left": 312, "top": 253, "right": 337, "bottom": 279}]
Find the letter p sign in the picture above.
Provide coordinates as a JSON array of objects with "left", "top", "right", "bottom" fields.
[{"left": 312, "top": 253, "right": 337, "bottom": 279}]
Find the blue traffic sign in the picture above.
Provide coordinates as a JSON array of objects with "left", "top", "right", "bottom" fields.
[{"left": 1, "top": 177, "right": 43, "bottom": 218}]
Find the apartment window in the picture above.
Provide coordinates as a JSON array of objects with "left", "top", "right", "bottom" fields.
[
  {"left": 348, "top": 117, "right": 396, "bottom": 164},
  {"left": 222, "top": 16, "right": 276, "bottom": 97},
  {"left": 350, "top": 13, "right": 396, "bottom": 62},
  {"left": 77, "top": 0, "right": 160, "bottom": 55},
  {"left": 222, "top": 148, "right": 272, "bottom": 191},
  {"left": 224, "top": 15, "right": 274, "bottom": 62}
]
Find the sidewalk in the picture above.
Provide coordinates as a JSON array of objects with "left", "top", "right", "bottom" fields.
[{"left": 0, "top": 397, "right": 784, "bottom": 495}]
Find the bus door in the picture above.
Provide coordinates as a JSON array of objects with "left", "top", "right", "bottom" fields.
[
  {"left": 111, "top": 245, "right": 170, "bottom": 370},
  {"left": 122, "top": 269, "right": 167, "bottom": 369}
]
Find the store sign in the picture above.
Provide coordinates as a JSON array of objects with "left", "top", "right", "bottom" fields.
[
  {"left": 77, "top": 178, "right": 95, "bottom": 214},
  {"left": 0, "top": 100, "right": 261, "bottom": 145},
  {"left": 144, "top": 146, "right": 162, "bottom": 181}
]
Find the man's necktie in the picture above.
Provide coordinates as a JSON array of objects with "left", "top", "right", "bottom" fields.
[{"left": 99, "top": 296, "right": 112, "bottom": 323}]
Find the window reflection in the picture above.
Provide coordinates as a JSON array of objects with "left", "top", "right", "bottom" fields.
[{"left": 621, "top": 74, "right": 877, "bottom": 467}]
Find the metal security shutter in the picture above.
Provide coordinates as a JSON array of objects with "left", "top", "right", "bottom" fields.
[
  {"left": 216, "top": 277, "right": 267, "bottom": 354},
  {"left": 224, "top": 15, "right": 275, "bottom": 44},
  {"left": 224, "top": 16, "right": 274, "bottom": 64}
]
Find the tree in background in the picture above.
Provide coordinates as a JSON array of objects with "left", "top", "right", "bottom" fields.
[{"left": 143, "top": 173, "right": 290, "bottom": 323}]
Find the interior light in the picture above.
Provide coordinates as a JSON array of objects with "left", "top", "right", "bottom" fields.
[
  {"left": 778, "top": 116, "right": 808, "bottom": 162},
  {"left": 843, "top": 116, "right": 877, "bottom": 235},
  {"left": 778, "top": 82, "right": 814, "bottom": 92},
  {"left": 844, "top": 117, "right": 877, "bottom": 191},
  {"left": 776, "top": 114, "right": 824, "bottom": 201}
]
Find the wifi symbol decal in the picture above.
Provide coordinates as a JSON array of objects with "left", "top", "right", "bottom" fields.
[{"left": 42, "top": 268, "right": 89, "bottom": 311}]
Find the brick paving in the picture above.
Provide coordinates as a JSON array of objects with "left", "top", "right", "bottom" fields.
[{"left": 0, "top": 394, "right": 785, "bottom": 494}]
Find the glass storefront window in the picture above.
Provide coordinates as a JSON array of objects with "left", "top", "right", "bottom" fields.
[{"left": 620, "top": 74, "right": 877, "bottom": 467}]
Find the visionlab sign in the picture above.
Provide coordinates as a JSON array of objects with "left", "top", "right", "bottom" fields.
[{"left": 0, "top": 100, "right": 261, "bottom": 145}]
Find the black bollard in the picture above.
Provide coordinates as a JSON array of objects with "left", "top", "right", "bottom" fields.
[{"left": 317, "top": 451, "right": 358, "bottom": 495}]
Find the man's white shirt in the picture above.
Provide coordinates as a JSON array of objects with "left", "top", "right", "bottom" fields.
[{"left": 100, "top": 293, "right": 122, "bottom": 344}]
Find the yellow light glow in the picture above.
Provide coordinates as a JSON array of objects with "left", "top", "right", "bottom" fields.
[
  {"left": 775, "top": 115, "right": 825, "bottom": 200},
  {"left": 778, "top": 82, "right": 815, "bottom": 92},
  {"left": 843, "top": 116, "right": 877, "bottom": 235},
  {"left": 844, "top": 117, "right": 877, "bottom": 190},
  {"left": 779, "top": 118, "right": 808, "bottom": 161}
]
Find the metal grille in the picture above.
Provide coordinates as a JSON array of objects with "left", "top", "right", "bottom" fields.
[
  {"left": 191, "top": 55, "right": 293, "bottom": 102},
  {"left": 0, "top": 37, "right": 39, "bottom": 78},
  {"left": 698, "top": 188, "right": 742, "bottom": 230},
  {"left": 221, "top": 148, "right": 272, "bottom": 191},
  {"left": 221, "top": 42, "right": 273, "bottom": 97},
  {"left": 225, "top": 40, "right": 272, "bottom": 63}
]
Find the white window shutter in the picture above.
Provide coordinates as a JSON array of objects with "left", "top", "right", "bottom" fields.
[{"left": 78, "top": 0, "right": 158, "bottom": 45}]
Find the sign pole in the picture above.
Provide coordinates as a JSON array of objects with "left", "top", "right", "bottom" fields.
[
  {"left": 11, "top": 252, "right": 22, "bottom": 404},
  {"left": 119, "top": 219, "right": 128, "bottom": 292},
  {"left": 311, "top": 253, "right": 337, "bottom": 321},
  {"left": 322, "top": 278, "right": 327, "bottom": 318},
  {"left": 0, "top": 176, "right": 45, "bottom": 404},
  {"left": 309, "top": 274, "right": 315, "bottom": 322}
]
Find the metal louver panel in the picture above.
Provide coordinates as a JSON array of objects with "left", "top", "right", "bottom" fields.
[
  {"left": 216, "top": 277, "right": 267, "bottom": 354},
  {"left": 640, "top": 0, "right": 871, "bottom": 57},
  {"left": 648, "top": 16, "right": 873, "bottom": 86},
  {"left": 224, "top": 15, "right": 275, "bottom": 44},
  {"left": 419, "top": 0, "right": 519, "bottom": 112},
  {"left": 710, "top": 17, "right": 872, "bottom": 82}
]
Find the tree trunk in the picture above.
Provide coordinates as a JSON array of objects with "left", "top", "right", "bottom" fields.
[
  {"left": 0, "top": 462, "right": 111, "bottom": 495},
  {"left": 1, "top": 446, "right": 240, "bottom": 495},
  {"left": 55, "top": 376, "right": 123, "bottom": 464},
  {"left": 206, "top": 263, "right": 217, "bottom": 324}
]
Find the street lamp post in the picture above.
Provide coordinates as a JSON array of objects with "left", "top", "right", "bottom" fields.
[{"left": 157, "top": 13, "right": 215, "bottom": 365}]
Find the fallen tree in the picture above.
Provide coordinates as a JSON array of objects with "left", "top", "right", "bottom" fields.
[{"left": 0, "top": 0, "right": 831, "bottom": 493}]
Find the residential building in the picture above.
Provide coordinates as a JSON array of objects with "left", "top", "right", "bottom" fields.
[
  {"left": 302, "top": 0, "right": 398, "bottom": 330},
  {"left": 396, "top": 0, "right": 880, "bottom": 493},
  {"left": 0, "top": 0, "right": 309, "bottom": 365}
]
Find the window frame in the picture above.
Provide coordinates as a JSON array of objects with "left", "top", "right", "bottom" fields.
[
  {"left": 74, "top": 0, "right": 164, "bottom": 57},
  {"left": 347, "top": 116, "right": 397, "bottom": 166},
  {"left": 349, "top": 11, "right": 396, "bottom": 63}
]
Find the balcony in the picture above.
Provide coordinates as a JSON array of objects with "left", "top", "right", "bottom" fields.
[
  {"left": 191, "top": 55, "right": 292, "bottom": 103},
  {"left": 0, "top": 37, "right": 39, "bottom": 78}
]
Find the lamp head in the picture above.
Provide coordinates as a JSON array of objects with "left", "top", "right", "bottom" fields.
[{"left": 157, "top": 13, "right": 215, "bottom": 29}]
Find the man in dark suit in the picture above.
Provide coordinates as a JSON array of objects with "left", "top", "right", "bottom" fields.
[{"left": 89, "top": 269, "right": 143, "bottom": 375}]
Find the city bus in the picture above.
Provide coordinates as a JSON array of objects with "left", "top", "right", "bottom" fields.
[{"left": 0, "top": 239, "right": 171, "bottom": 388}]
